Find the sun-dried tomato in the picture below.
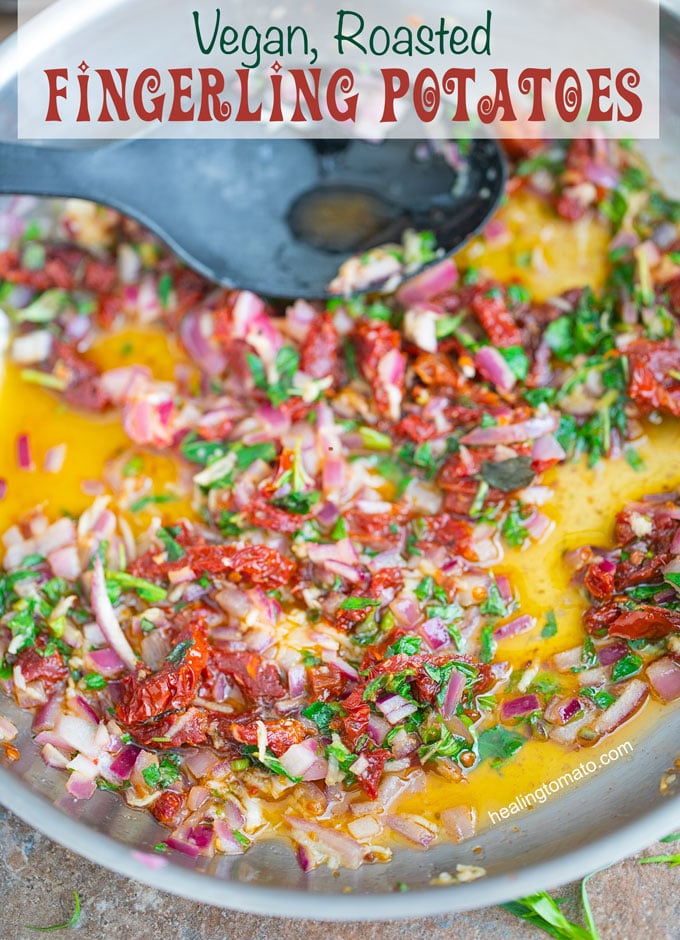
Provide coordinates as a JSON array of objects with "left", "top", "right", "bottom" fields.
[
  {"left": 220, "top": 715, "right": 307, "bottom": 756},
  {"left": 345, "top": 508, "right": 409, "bottom": 550},
  {"left": 583, "top": 563, "right": 615, "bottom": 600},
  {"left": 393, "top": 414, "right": 437, "bottom": 443},
  {"left": 117, "top": 620, "right": 209, "bottom": 725},
  {"left": 418, "top": 514, "right": 472, "bottom": 552},
  {"left": 245, "top": 497, "right": 310, "bottom": 535},
  {"left": 300, "top": 312, "right": 339, "bottom": 383},
  {"left": 209, "top": 649, "right": 286, "bottom": 702},
  {"left": 15, "top": 644, "right": 67, "bottom": 684},
  {"left": 131, "top": 538, "right": 296, "bottom": 590},
  {"left": 307, "top": 664, "right": 352, "bottom": 702},
  {"left": 608, "top": 606, "right": 680, "bottom": 640},
  {"left": 628, "top": 339, "right": 680, "bottom": 416},
  {"left": 83, "top": 259, "right": 118, "bottom": 294},
  {"left": 355, "top": 747, "right": 390, "bottom": 799},
  {"left": 48, "top": 340, "right": 111, "bottom": 412},
  {"left": 331, "top": 698, "right": 370, "bottom": 751},
  {"left": 413, "top": 352, "right": 463, "bottom": 389},
  {"left": 151, "top": 790, "right": 184, "bottom": 826},
  {"left": 614, "top": 553, "right": 670, "bottom": 591},
  {"left": 354, "top": 318, "right": 404, "bottom": 417},
  {"left": 470, "top": 290, "right": 523, "bottom": 348},
  {"left": 132, "top": 706, "right": 211, "bottom": 748},
  {"left": 371, "top": 567, "right": 404, "bottom": 598}
]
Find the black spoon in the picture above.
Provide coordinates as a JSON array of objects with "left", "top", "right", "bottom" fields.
[{"left": 0, "top": 137, "right": 506, "bottom": 300}]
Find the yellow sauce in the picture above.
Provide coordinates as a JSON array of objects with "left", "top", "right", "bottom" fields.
[{"left": 0, "top": 191, "right": 677, "bottom": 848}]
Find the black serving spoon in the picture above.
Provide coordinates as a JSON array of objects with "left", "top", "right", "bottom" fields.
[{"left": 0, "top": 137, "right": 505, "bottom": 300}]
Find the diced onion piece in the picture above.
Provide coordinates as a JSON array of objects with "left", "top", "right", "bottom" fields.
[
  {"left": 646, "top": 657, "right": 680, "bottom": 701},
  {"left": 590, "top": 679, "right": 648, "bottom": 737},
  {"left": 90, "top": 556, "right": 138, "bottom": 672}
]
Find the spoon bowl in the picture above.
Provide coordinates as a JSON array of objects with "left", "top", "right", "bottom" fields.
[{"left": 0, "top": 136, "right": 505, "bottom": 300}]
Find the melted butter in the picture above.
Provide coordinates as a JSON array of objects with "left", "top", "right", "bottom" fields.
[{"left": 0, "top": 192, "right": 676, "bottom": 847}]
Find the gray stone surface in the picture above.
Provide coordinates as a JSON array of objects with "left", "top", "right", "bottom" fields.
[{"left": 0, "top": 807, "right": 679, "bottom": 940}]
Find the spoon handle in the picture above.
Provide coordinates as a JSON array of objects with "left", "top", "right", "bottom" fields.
[{"left": 0, "top": 141, "right": 98, "bottom": 200}]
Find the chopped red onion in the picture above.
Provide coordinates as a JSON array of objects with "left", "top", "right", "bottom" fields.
[
  {"left": 439, "top": 669, "right": 465, "bottom": 719},
  {"left": 553, "top": 646, "right": 582, "bottom": 672},
  {"left": 90, "top": 556, "right": 138, "bottom": 672},
  {"left": 0, "top": 479, "right": 6, "bottom": 501},
  {"left": 180, "top": 311, "right": 226, "bottom": 376},
  {"left": 646, "top": 657, "right": 680, "bottom": 701},
  {"left": 591, "top": 679, "right": 648, "bottom": 736},
  {"left": 384, "top": 814, "right": 435, "bottom": 847},
  {"left": 287, "top": 665, "right": 306, "bottom": 698},
  {"left": 41, "top": 742, "right": 71, "bottom": 770},
  {"left": 110, "top": 744, "right": 141, "bottom": 780},
  {"left": 420, "top": 617, "right": 450, "bottom": 650},
  {"left": 544, "top": 696, "right": 583, "bottom": 725},
  {"left": 320, "top": 651, "right": 359, "bottom": 680},
  {"left": 501, "top": 694, "right": 541, "bottom": 720},
  {"left": 475, "top": 346, "right": 516, "bottom": 392},
  {"left": 32, "top": 690, "right": 63, "bottom": 733},
  {"left": 16, "top": 433, "right": 34, "bottom": 471},
  {"left": 66, "top": 771, "right": 97, "bottom": 800},
  {"left": 213, "top": 819, "right": 246, "bottom": 856},
  {"left": 367, "top": 713, "right": 390, "bottom": 745},
  {"left": 461, "top": 414, "right": 558, "bottom": 446},
  {"left": 280, "top": 740, "right": 328, "bottom": 781},
  {"left": 531, "top": 434, "right": 566, "bottom": 464},
  {"left": 287, "top": 817, "right": 365, "bottom": 870},
  {"left": 43, "top": 443, "right": 67, "bottom": 474},
  {"left": 483, "top": 218, "right": 510, "bottom": 245},
  {"left": 440, "top": 805, "right": 476, "bottom": 841},
  {"left": 494, "top": 614, "right": 535, "bottom": 640},
  {"left": 47, "top": 545, "right": 81, "bottom": 580},
  {"left": 583, "top": 160, "right": 619, "bottom": 189},
  {"left": 165, "top": 836, "right": 201, "bottom": 859},
  {"left": 396, "top": 259, "right": 458, "bottom": 306},
  {"left": 389, "top": 596, "right": 420, "bottom": 627},
  {"left": 0, "top": 715, "right": 17, "bottom": 741},
  {"left": 598, "top": 642, "right": 628, "bottom": 666},
  {"left": 377, "top": 694, "right": 418, "bottom": 725}
]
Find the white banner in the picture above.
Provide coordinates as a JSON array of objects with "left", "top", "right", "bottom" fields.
[{"left": 16, "top": 0, "right": 660, "bottom": 139}]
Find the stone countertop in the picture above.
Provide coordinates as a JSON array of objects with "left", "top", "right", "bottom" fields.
[
  {"left": 0, "top": 8, "right": 679, "bottom": 939},
  {"left": 0, "top": 806, "right": 679, "bottom": 940}
]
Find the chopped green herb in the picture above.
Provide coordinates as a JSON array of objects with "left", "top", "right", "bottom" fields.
[
  {"left": 611, "top": 652, "right": 643, "bottom": 682},
  {"left": 26, "top": 890, "right": 81, "bottom": 932},
  {"left": 301, "top": 701, "right": 342, "bottom": 734},
  {"left": 82, "top": 672, "right": 107, "bottom": 690},
  {"left": 129, "top": 493, "right": 177, "bottom": 513},
  {"left": 338, "top": 597, "right": 380, "bottom": 611},
  {"left": 157, "top": 272, "right": 173, "bottom": 309},
  {"left": 541, "top": 611, "right": 558, "bottom": 639},
  {"left": 157, "top": 525, "right": 185, "bottom": 561},
  {"left": 386, "top": 635, "right": 422, "bottom": 657},
  {"left": 480, "top": 623, "right": 495, "bottom": 664},
  {"left": 106, "top": 571, "right": 167, "bottom": 603},
  {"left": 481, "top": 456, "right": 535, "bottom": 493},
  {"left": 480, "top": 578, "right": 507, "bottom": 618},
  {"left": 166, "top": 638, "right": 194, "bottom": 665},
  {"left": 141, "top": 753, "right": 181, "bottom": 790},
  {"left": 477, "top": 725, "right": 525, "bottom": 767},
  {"left": 580, "top": 687, "right": 616, "bottom": 709}
]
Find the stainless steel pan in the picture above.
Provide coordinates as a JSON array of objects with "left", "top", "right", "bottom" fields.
[{"left": 0, "top": 0, "right": 679, "bottom": 920}]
